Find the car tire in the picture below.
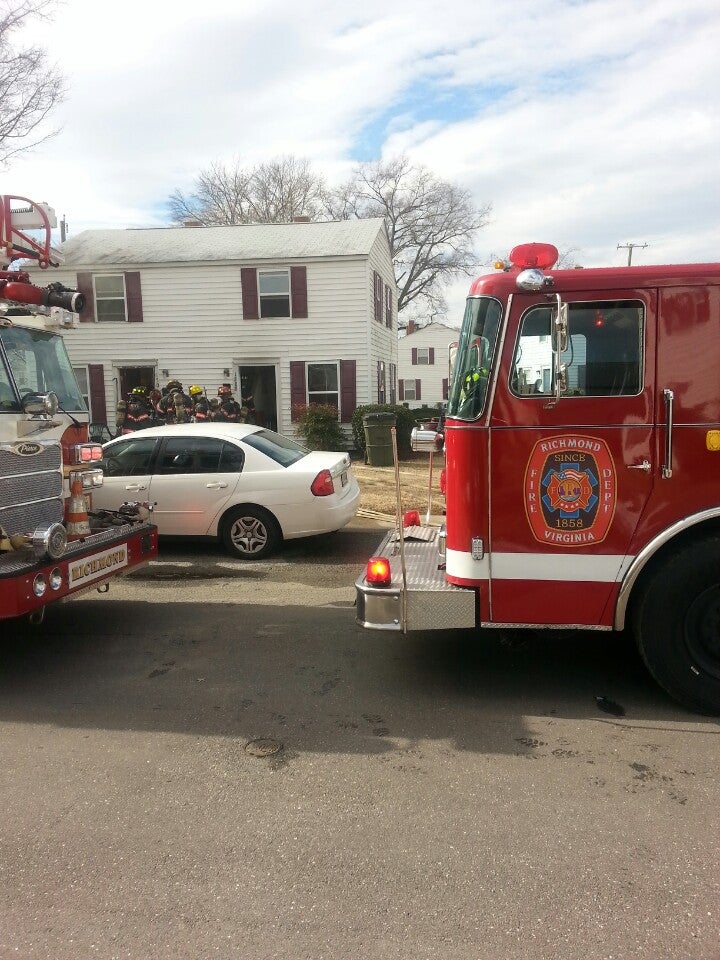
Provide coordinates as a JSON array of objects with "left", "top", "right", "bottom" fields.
[
  {"left": 220, "top": 505, "right": 281, "bottom": 561},
  {"left": 631, "top": 536, "right": 720, "bottom": 715}
]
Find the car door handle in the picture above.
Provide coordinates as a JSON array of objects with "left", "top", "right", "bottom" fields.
[
  {"left": 627, "top": 459, "right": 651, "bottom": 472},
  {"left": 206, "top": 482, "right": 228, "bottom": 489},
  {"left": 125, "top": 483, "right": 147, "bottom": 491}
]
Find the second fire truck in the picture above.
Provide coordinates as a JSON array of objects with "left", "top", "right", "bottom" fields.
[
  {"left": 0, "top": 195, "right": 157, "bottom": 622},
  {"left": 357, "top": 243, "right": 720, "bottom": 714}
]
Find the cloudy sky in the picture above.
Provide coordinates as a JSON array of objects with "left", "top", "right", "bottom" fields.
[{"left": 9, "top": 0, "right": 720, "bottom": 323}]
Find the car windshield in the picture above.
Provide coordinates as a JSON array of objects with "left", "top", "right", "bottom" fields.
[
  {"left": 446, "top": 296, "right": 503, "bottom": 420},
  {"left": 242, "top": 428, "right": 309, "bottom": 467},
  {"left": 0, "top": 324, "right": 87, "bottom": 411}
]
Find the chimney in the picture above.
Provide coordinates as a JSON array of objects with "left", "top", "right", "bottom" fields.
[
  {"left": 407, "top": 320, "right": 416, "bottom": 334},
  {"left": 182, "top": 219, "right": 203, "bottom": 228},
  {"left": 292, "top": 215, "right": 311, "bottom": 223}
]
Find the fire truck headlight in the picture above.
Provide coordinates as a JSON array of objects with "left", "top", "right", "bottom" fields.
[
  {"left": 33, "top": 522, "right": 67, "bottom": 560},
  {"left": 49, "top": 568, "right": 63, "bottom": 590},
  {"left": 33, "top": 573, "right": 47, "bottom": 596}
]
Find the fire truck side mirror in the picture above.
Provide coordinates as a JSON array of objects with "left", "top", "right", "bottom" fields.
[{"left": 21, "top": 390, "right": 59, "bottom": 417}]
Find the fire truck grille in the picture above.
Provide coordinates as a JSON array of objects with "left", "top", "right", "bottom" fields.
[{"left": 0, "top": 442, "right": 64, "bottom": 536}]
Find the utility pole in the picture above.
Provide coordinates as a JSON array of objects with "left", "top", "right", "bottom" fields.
[{"left": 617, "top": 242, "right": 648, "bottom": 266}]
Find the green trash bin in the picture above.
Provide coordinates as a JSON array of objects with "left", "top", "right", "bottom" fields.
[{"left": 363, "top": 412, "right": 396, "bottom": 466}]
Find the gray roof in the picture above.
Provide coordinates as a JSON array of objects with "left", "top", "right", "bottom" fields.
[{"left": 57, "top": 218, "right": 386, "bottom": 266}]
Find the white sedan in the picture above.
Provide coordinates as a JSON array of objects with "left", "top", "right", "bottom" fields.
[{"left": 94, "top": 423, "right": 360, "bottom": 560}]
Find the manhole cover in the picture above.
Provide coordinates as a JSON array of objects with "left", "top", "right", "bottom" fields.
[{"left": 245, "top": 738, "right": 283, "bottom": 757}]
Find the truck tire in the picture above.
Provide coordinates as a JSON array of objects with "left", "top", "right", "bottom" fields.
[{"left": 631, "top": 536, "right": 720, "bottom": 714}]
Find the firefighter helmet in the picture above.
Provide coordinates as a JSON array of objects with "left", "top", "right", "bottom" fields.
[
  {"left": 217, "top": 384, "right": 233, "bottom": 397},
  {"left": 131, "top": 386, "right": 147, "bottom": 397},
  {"left": 189, "top": 384, "right": 203, "bottom": 396},
  {"left": 166, "top": 379, "right": 182, "bottom": 391}
]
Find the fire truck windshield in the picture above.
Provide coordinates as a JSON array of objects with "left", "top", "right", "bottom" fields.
[
  {"left": 0, "top": 325, "right": 87, "bottom": 412},
  {"left": 447, "top": 296, "right": 503, "bottom": 420}
]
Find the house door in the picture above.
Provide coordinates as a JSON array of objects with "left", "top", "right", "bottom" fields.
[
  {"left": 238, "top": 364, "right": 278, "bottom": 431},
  {"left": 118, "top": 366, "right": 156, "bottom": 400},
  {"left": 487, "top": 290, "right": 657, "bottom": 627}
]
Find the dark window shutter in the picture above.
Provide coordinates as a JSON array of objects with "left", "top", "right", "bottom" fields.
[
  {"left": 88, "top": 364, "right": 107, "bottom": 424},
  {"left": 373, "top": 271, "right": 382, "bottom": 322},
  {"left": 384, "top": 284, "right": 393, "bottom": 328},
  {"left": 411, "top": 348, "right": 417, "bottom": 365},
  {"left": 443, "top": 377, "right": 449, "bottom": 400},
  {"left": 125, "top": 271, "right": 143, "bottom": 322},
  {"left": 429, "top": 347, "right": 435, "bottom": 365},
  {"left": 416, "top": 379, "right": 422, "bottom": 401},
  {"left": 389, "top": 362, "right": 396, "bottom": 404},
  {"left": 289, "top": 361, "right": 306, "bottom": 421},
  {"left": 340, "top": 359, "right": 356, "bottom": 422},
  {"left": 241, "top": 268, "right": 259, "bottom": 320},
  {"left": 399, "top": 380, "right": 405, "bottom": 401},
  {"left": 290, "top": 266, "right": 307, "bottom": 319},
  {"left": 76, "top": 272, "right": 95, "bottom": 322}
]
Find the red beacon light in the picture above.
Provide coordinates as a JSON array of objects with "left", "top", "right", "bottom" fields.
[
  {"left": 366, "top": 556, "right": 392, "bottom": 587},
  {"left": 508, "top": 243, "right": 559, "bottom": 271}
]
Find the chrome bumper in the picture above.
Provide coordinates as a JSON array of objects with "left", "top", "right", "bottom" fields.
[{"left": 355, "top": 527, "right": 477, "bottom": 632}]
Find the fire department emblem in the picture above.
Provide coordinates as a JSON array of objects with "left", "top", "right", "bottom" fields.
[{"left": 524, "top": 435, "right": 617, "bottom": 546}]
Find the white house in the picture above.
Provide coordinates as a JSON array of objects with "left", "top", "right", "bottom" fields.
[
  {"left": 28, "top": 219, "right": 397, "bottom": 440},
  {"left": 397, "top": 320, "right": 458, "bottom": 408}
]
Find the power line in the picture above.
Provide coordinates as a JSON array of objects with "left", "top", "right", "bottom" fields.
[{"left": 617, "top": 242, "right": 648, "bottom": 266}]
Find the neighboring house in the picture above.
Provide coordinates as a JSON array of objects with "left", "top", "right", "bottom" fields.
[
  {"left": 397, "top": 320, "right": 458, "bottom": 408},
  {"left": 27, "top": 218, "right": 397, "bottom": 441}
]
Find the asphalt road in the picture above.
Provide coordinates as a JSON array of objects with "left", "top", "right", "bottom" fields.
[{"left": 1, "top": 521, "right": 718, "bottom": 960}]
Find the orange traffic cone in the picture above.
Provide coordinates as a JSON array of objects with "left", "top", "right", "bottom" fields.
[{"left": 66, "top": 475, "right": 91, "bottom": 540}]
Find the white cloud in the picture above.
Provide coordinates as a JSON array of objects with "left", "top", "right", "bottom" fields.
[{"left": 7, "top": 0, "right": 720, "bottom": 323}]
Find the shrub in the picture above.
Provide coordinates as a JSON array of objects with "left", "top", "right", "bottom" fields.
[
  {"left": 292, "top": 403, "right": 346, "bottom": 451},
  {"left": 350, "top": 404, "right": 418, "bottom": 460}
]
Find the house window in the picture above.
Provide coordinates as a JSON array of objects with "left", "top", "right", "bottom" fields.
[
  {"left": 307, "top": 362, "right": 339, "bottom": 410},
  {"left": 94, "top": 274, "right": 127, "bottom": 322},
  {"left": 259, "top": 270, "right": 290, "bottom": 318},
  {"left": 73, "top": 366, "right": 90, "bottom": 410},
  {"left": 401, "top": 379, "right": 417, "bottom": 401},
  {"left": 415, "top": 348, "right": 431, "bottom": 365}
]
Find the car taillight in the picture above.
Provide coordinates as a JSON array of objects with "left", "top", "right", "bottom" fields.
[
  {"left": 366, "top": 557, "right": 391, "bottom": 587},
  {"left": 311, "top": 469, "right": 335, "bottom": 497}
]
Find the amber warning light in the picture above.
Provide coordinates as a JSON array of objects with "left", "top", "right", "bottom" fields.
[{"left": 366, "top": 557, "right": 392, "bottom": 587}]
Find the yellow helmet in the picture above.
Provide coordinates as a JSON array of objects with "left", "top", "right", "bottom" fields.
[{"left": 189, "top": 384, "right": 203, "bottom": 396}]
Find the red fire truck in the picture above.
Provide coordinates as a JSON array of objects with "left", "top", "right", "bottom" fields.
[
  {"left": 356, "top": 243, "right": 720, "bottom": 714},
  {"left": 0, "top": 195, "right": 157, "bottom": 622}
]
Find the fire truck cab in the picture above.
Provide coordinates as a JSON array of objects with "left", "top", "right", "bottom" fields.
[{"left": 356, "top": 243, "right": 720, "bottom": 714}]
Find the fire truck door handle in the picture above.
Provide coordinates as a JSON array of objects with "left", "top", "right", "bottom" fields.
[
  {"left": 627, "top": 459, "right": 651, "bottom": 472},
  {"left": 662, "top": 388, "right": 674, "bottom": 479},
  {"left": 125, "top": 483, "right": 147, "bottom": 492}
]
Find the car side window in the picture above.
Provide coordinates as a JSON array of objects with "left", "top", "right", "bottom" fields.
[
  {"left": 104, "top": 437, "right": 157, "bottom": 476},
  {"left": 156, "top": 437, "right": 226, "bottom": 475},
  {"left": 219, "top": 442, "right": 244, "bottom": 472}
]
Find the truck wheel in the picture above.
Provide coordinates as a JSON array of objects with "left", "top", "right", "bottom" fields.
[
  {"left": 221, "top": 505, "right": 280, "bottom": 561},
  {"left": 631, "top": 536, "right": 720, "bottom": 714}
]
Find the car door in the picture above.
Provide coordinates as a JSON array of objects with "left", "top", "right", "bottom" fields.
[
  {"left": 147, "top": 435, "right": 243, "bottom": 535},
  {"left": 96, "top": 435, "right": 159, "bottom": 509},
  {"left": 488, "top": 290, "right": 657, "bottom": 627}
]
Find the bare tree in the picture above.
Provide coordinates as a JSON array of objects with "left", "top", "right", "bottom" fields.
[
  {"left": 169, "top": 157, "right": 328, "bottom": 226},
  {"left": 0, "top": 0, "right": 65, "bottom": 166},
  {"left": 326, "top": 156, "right": 490, "bottom": 314}
]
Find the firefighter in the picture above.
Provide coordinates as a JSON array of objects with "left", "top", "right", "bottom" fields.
[
  {"left": 120, "top": 386, "right": 153, "bottom": 433},
  {"left": 212, "top": 384, "right": 243, "bottom": 423},
  {"left": 190, "top": 384, "right": 211, "bottom": 422},
  {"left": 156, "top": 379, "right": 193, "bottom": 424}
]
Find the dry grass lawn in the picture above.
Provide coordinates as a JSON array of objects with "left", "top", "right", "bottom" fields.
[{"left": 351, "top": 455, "right": 445, "bottom": 518}]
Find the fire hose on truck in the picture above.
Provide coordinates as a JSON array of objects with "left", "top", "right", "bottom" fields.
[
  {"left": 0, "top": 195, "right": 158, "bottom": 623},
  {"left": 356, "top": 243, "right": 720, "bottom": 715}
]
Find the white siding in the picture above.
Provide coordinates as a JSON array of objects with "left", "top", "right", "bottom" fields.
[
  {"left": 398, "top": 322, "right": 459, "bottom": 408},
  {"left": 27, "top": 227, "right": 396, "bottom": 441}
]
